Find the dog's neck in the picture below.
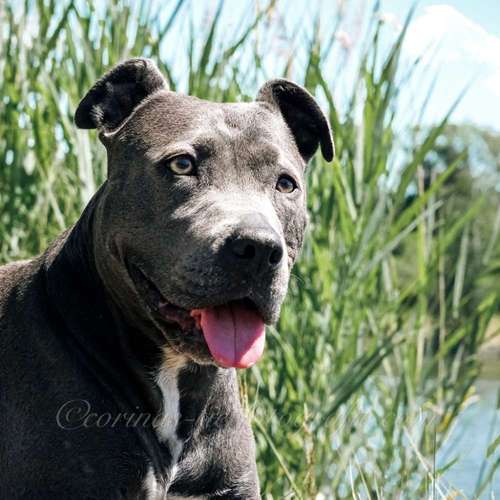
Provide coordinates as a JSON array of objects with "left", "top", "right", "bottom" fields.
[
  {"left": 41, "top": 186, "right": 229, "bottom": 478},
  {"left": 43, "top": 185, "right": 166, "bottom": 414}
]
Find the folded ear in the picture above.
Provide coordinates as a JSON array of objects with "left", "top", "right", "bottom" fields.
[
  {"left": 74, "top": 58, "right": 167, "bottom": 131},
  {"left": 256, "top": 79, "right": 334, "bottom": 163}
]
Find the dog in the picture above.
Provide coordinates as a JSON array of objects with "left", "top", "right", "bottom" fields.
[{"left": 0, "top": 58, "right": 333, "bottom": 499}]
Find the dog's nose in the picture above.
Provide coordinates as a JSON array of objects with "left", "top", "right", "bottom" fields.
[
  {"left": 231, "top": 235, "right": 283, "bottom": 266},
  {"left": 223, "top": 222, "right": 284, "bottom": 274}
]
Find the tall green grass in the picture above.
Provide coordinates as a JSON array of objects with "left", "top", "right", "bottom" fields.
[{"left": 1, "top": 1, "right": 498, "bottom": 497}]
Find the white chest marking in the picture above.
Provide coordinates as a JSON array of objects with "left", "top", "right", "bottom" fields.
[
  {"left": 144, "top": 466, "right": 206, "bottom": 500},
  {"left": 154, "top": 351, "right": 187, "bottom": 465},
  {"left": 145, "top": 352, "right": 206, "bottom": 499},
  {"left": 143, "top": 467, "right": 164, "bottom": 500}
]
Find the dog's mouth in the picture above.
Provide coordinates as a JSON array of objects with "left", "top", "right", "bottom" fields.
[{"left": 127, "top": 264, "right": 266, "bottom": 369}]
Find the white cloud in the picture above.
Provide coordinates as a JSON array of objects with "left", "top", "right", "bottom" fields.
[
  {"left": 402, "top": 4, "right": 500, "bottom": 129},
  {"left": 485, "top": 71, "right": 500, "bottom": 98},
  {"left": 404, "top": 4, "right": 500, "bottom": 71}
]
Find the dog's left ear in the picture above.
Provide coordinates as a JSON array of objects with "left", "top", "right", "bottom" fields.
[
  {"left": 256, "top": 79, "right": 334, "bottom": 163},
  {"left": 74, "top": 58, "right": 167, "bottom": 131}
]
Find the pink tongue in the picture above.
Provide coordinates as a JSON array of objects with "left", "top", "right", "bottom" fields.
[{"left": 191, "top": 303, "right": 265, "bottom": 368}]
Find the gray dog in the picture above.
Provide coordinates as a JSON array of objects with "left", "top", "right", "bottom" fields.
[{"left": 0, "top": 58, "right": 333, "bottom": 499}]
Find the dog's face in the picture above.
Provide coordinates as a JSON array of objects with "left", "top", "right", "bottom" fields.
[{"left": 75, "top": 59, "right": 333, "bottom": 368}]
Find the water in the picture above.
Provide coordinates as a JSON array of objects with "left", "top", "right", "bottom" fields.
[{"left": 440, "top": 369, "right": 500, "bottom": 498}]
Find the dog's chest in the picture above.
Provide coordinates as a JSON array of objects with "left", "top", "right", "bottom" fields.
[
  {"left": 154, "top": 353, "right": 186, "bottom": 462},
  {"left": 143, "top": 466, "right": 205, "bottom": 500},
  {"left": 142, "top": 354, "right": 226, "bottom": 499},
  {"left": 142, "top": 352, "right": 188, "bottom": 499},
  {"left": 143, "top": 467, "right": 205, "bottom": 500},
  {"left": 143, "top": 351, "right": 209, "bottom": 500}
]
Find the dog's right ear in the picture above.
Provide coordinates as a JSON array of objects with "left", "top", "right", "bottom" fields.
[
  {"left": 256, "top": 79, "right": 334, "bottom": 163},
  {"left": 74, "top": 58, "right": 167, "bottom": 131}
]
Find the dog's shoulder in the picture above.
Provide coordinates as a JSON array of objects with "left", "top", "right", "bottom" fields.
[
  {"left": 0, "top": 229, "right": 72, "bottom": 327},
  {"left": 0, "top": 258, "right": 36, "bottom": 301},
  {"left": 0, "top": 257, "right": 46, "bottom": 343}
]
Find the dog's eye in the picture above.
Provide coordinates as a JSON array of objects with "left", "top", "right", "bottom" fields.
[
  {"left": 167, "top": 156, "right": 195, "bottom": 175},
  {"left": 276, "top": 175, "right": 297, "bottom": 193}
]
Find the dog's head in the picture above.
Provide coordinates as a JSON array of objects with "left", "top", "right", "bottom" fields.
[{"left": 75, "top": 58, "right": 333, "bottom": 368}]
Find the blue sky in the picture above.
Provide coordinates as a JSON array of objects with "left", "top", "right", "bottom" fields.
[
  {"left": 385, "top": 0, "right": 500, "bottom": 130},
  {"left": 272, "top": 0, "right": 500, "bottom": 131},
  {"left": 195, "top": 0, "right": 500, "bottom": 131},
  {"left": 393, "top": 0, "right": 500, "bottom": 40},
  {"left": 154, "top": 0, "right": 500, "bottom": 131}
]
